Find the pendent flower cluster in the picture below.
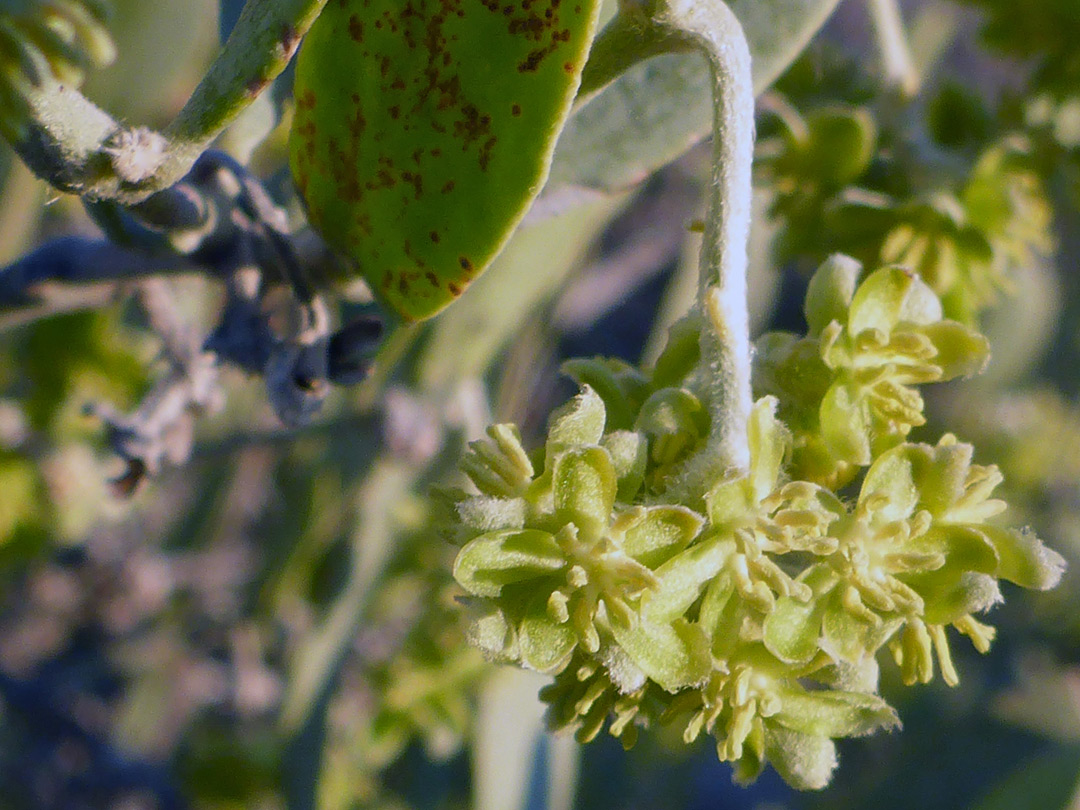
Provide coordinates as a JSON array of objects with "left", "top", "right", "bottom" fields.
[{"left": 443, "top": 256, "right": 1064, "bottom": 790}]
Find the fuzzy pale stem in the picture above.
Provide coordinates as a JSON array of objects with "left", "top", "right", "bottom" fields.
[
  {"left": 642, "top": 0, "right": 754, "bottom": 486},
  {"left": 697, "top": 4, "right": 754, "bottom": 476}
]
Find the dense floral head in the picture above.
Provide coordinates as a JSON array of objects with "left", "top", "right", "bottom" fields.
[{"left": 445, "top": 255, "right": 1064, "bottom": 789}]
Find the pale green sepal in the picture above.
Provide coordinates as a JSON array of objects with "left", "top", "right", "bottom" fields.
[
  {"left": 609, "top": 617, "right": 711, "bottom": 692},
  {"left": 765, "top": 583, "right": 832, "bottom": 665},
  {"left": 562, "top": 358, "right": 648, "bottom": 431},
  {"left": 519, "top": 610, "right": 577, "bottom": 674},
  {"left": 620, "top": 505, "right": 704, "bottom": 569},
  {"left": 706, "top": 476, "right": 753, "bottom": 529},
  {"left": 859, "top": 444, "right": 920, "bottom": 522},
  {"left": 634, "top": 388, "right": 707, "bottom": 442},
  {"left": 642, "top": 534, "right": 734, "bottom": 624},
  {"left": 848, "top": 267, "right": 921, "bottom": 335},
  {"left": 546, "top": 386, "right": 607, "bottom": 459},
  {"left": 820, "top": 382, "right": 872, "bottom": 465},
  {"left": 456, "top": 496, "right": 528, "bottom": 534},
  {"left": 764, "top": 567, "right": 837, "bottom": 664},
  {"left": 908, "top": 525, "right": 996, "bottom": 574},
  {"left": 454, "top": 529, "right": 565, "bottom": 598},
  {"left": 598, "top": 642, "right": 648, "bottom": 694},
  {"left": 601, "top": 430, "right": 647, "bottom": 503},
  {"left": 553, "top": 446, "right": 617, "bottom": 542},
  {"left": 698, "top": 569, "right": 737, "bottom": 636},
  {"left": 651, "top": 315, "right": 702, "bottom": 390},
  {"left": 731, "top": 722, "right": 767, "bottom": 786},
  {"left": 979, "top": 525, "right": 1065, "bottom": 591},
  {"left": 910, "top": 441, "right": 971, "bottom": 516},
  {"left": 804, "top": 254, "right": 861, "bottom": 336},
  {"left": 821, "top": 596, "right": 902, "bottom": 663},
  {"left": 764, "top": 727, "right": 838, "bottom": 791},
  {"left": 748, "top": 397, "right": 787, "bottom": 502},
  {"left": 467, "top": 604, "right": 519, "bottom": 663},
  {"left": 772, "top": 685, "right": 900, "bottom": 738},
  {"left": 802, "top": 108, "right": 877, "bottom": 188},
  {"left": 914, "top": 570, "right": 1002, "bottom": 625},
  {"left": 898, "top": 272, "right": 945, "bottom": 325},
  {"left": 920, "top": 321, "right": 991, "bottom": 379}
]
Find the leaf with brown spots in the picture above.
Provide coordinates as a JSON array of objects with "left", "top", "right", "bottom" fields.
[{"left": 289, "top": 0, "right": 602, "bottom": 320}]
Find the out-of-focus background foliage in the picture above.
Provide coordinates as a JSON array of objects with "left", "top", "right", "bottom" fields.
[{"left": 1, "top": 0, "right": 1080, "bottom": 808}]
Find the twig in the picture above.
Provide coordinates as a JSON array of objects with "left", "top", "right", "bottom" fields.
[
  {"left": 8, "top": 0, "right": 328, "bottom": 206},
  {"left": 0, "top": 151, "right": 386, "bottom": 492},
  {"left": 0, "top": 236, "right": 203, "bottom": 331},
  {"left": 866, "top": 0, "right": 919, "bottom": 97}
]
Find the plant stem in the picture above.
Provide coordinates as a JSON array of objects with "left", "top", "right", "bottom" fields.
[
  {"left": 9, "top": 0, "right": 328, "bottom": 205},
  {"left": 866, "top": 0, "right": 919, "bottom": 97},
  {"left": 635, "top": 0, "right": 754, "bottom": 484}
]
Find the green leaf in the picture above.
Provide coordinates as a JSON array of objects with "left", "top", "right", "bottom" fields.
[
  {"left": 553, "top": 446, "right": 617, "bottom": 542},
  {"left": 772, "top": 685, "right": 900, "bottom": 738},
  {"left": 804, "top": 254, "right": 862, "bottom": 337},
  {"left": 979, "top": 525, "right": 1065, "bottom": 591},
  {"left": 454, "top": 529, "right": 565, "bottom": 597},
  {"left": 609, "top": 617, "right": 710, "bottom": 692},
  {"left": 418, "top": 194, "right": 624, "bottom": 387},
  {"left": 619, "top": 505, "right": 704, "bottom": 569},
  {"left": 545, "top": 0, "right": 843, "bottom": 195},
  {"left": 290, "top": 0, "right": 602, "bottom": 320},
  {"left": 820, "top": 382, "right": 872, "bottom": 466},
  {"left": 547, "top": 385, "right": 607, "bottom": 458}
]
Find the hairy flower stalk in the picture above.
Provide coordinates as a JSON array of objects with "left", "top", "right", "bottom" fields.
[{"left": 654, "top": 0, "right": 756, "bottom": 485}]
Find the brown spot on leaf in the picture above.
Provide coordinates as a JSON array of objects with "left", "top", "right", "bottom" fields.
[{"left": 348, "top": 15, "right": 364, "bottom": 41}]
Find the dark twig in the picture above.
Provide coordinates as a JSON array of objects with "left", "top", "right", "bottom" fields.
[{"left": 2, "top": 151, "right": 387, "bottom": 493}]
